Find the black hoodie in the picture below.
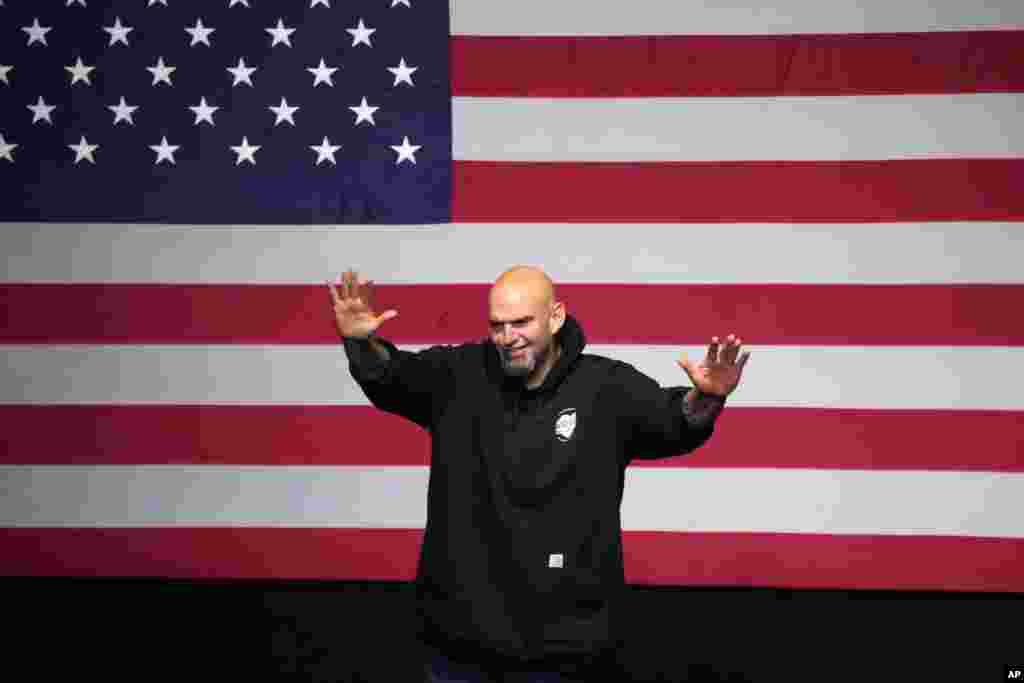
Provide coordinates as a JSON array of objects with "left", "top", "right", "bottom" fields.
[{"left": 343, "top": 314, "right": 717, "bottom": 670}]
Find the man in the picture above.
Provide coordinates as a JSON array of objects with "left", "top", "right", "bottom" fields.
[{"left": 328, "top": 266, "right": 750, "bottom": 682}]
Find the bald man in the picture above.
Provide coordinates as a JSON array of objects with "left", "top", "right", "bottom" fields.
[{"left": 330, "top": 267, "right": 749, "bottom": 682}]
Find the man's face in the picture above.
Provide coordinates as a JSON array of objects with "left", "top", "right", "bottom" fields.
[{"left": 488, "top": 289, "right": 557, "bottom": 379}]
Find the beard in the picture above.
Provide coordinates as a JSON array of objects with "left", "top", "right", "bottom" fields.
[{"left": 499, "top": 342, "right": 546, "bottom": 379}]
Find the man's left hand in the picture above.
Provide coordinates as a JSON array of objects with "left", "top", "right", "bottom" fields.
[{"left": 677, "top": 334, "right": 750, "bottom": 399}]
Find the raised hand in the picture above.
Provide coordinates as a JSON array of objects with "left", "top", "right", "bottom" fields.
[
  {"left": 327, "top": 269, "right": 398, "bottom": 340},
  {"left": 676, "top": 334, "right": 750, "bottom": 399}
]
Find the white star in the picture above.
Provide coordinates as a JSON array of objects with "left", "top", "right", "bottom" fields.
[
  {"left": 307, "top": 58, "right": 338, "bottom": 87},
  {"left": 103, "top": 17, "right": 133, "bottom": 46},
  {"left": 228, "top": 0, "right": 249, "bottom": 6},
  {"left": 230, "top": 137, "right": 260, "bottom": 165},
  {"left": 266, "top": 19, "right": 296, "bottom": 48},
  {"left": 28, "top": 96, "right": 57, "bottom": 124},
  {"left": 148, "top": 0, "right": 169, "bottom": 6},
  {"left": 149, "top": 136, "right": 180, "bottom": 165},
  {"left": 311, "top": 0, "right": 330, "bottom": 7},
  {"left": 189, "top": 97, "right": 219, "bottom": 125},
  {"left": 268, "top": 97, "right": 300, "bottom": 126},
  {"left": 391, "top": 0, "right": 411, "bottom": 6},
  {"left": 108, "top": 96, "right": 139, "bottom": 125},
  {"left": 387, "top": 58, "right": 417, "bottom": 87},
  {"left": 310, "top": 137, "right": 342, "bottom": 166},
  {"left": 0, "top": 65, "right": 13, "bottom": 86},
  {"left": 65, "top": 57, "right": 96, "bottom": 86},
  {"left": 0, "top": 134, "right": 17, "bottom": 163},
  {"left": 66, "top": 0, "right": 87, "bottom": 6},
  {"left": 347, "top": 19, "right": 375, "bottom": 48},
  {"left": 227, "top": 58, "right": 256, "bottom": 87},
  {"left": 147, "top": 56, "right": 176, "bottom": 86},
  {"left": 349, "top": 97, "right": 379, "bottom": 126},
  {"left": 390, "top": 136, "right": 421, "bottom": 165},
  {"left": 185, "top": 18, "right": 215, "bottom": 47},
  {"left": 69, "top": 135, "right": 99, "bottom": 164},
  {"left": 23, "top": 19, "right": 53, "bottom": 47}
]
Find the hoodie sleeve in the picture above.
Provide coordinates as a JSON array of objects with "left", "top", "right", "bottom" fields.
[
  {"left": 610, "top": 361, "right": 718, "bottom": 463},
  {"left": 343, "top": 335, "right": 454, "bottom": 430}
]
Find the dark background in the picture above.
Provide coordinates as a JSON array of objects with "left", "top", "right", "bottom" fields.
[{"left": 5, "top": 578, "right": 1019, "bottom": 681}]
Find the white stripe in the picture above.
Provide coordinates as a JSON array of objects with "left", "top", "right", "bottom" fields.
[
  {"left": 454, "top": 94, "right": 1024, "bottom": 162},
  {"left": 621, "top": 468, "right": 1024, "bottom": 537},
  {"left": 1, "top": 344, "right": 1021, "bottom": 410},
  {"left": 3, "top": 465, "right": 1021, "bottom": 538},
  {"left": 451, "top": 0, "right": 1024, "bottom": 36},
  {"left": 3, "top": 222, "right": 1021, "bottom": 285},
  {"left": 0, "top": 466, "right": 428, "bottom": 528}
]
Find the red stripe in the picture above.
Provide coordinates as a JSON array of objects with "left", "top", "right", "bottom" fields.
[
  {"left": 1, "top": 527, "right": 1020, "bottom": 591},
  {"left": 3, "top": 405, "right": 1021, "bottom": 472},
  {"left": 453, "top": 159, "right": 1024, "bottom": 223},
  {"left": 4, "top": 283, "right": 1022, "bottom": 345},
  {"left": 451, "top": 32, "right": 1024, "bottom": 97},
  {"left": 622, "top": 531, "right": 1024, "bottom": 591}
]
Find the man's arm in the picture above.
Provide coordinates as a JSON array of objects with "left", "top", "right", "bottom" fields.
[
  {"left": 682, "top": 388, "right": 726, "bottom": 429},
  {"left": 343, "top": 333, "right": 452, "bottom": 430},
  {"left": 613, "top": 362, "right": 718, "bottom": 463},
  {"left": 367, "top": 335, "right": 390, "bottom": 363},
  {"left": 342, "top": 332, "right": 391, "bottom": 371},
  {"left": 330, "top": 269, "right": 452, "bottom": 429}
]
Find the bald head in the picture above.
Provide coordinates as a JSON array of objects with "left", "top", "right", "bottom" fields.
[
  {"left": 490, "top": 265, "right": 556, "bottom": 310},
  {"left": 488, "top": 265, "right": 565, "bottom": 384}
]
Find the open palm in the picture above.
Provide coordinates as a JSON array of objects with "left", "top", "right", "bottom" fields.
[
  {"left": 327, "top": 269, "right": 398, "bottom": 339},
  {"left": 677, "top": 334, "right": 750, "bottom": 398}
]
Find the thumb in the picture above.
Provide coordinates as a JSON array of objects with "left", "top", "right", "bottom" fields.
[
  {"left": 375, "top": 309, "right": 398, "bottom": 325},
  {"left": 676, "top": 357, "right": 695, "bottom": 379}
]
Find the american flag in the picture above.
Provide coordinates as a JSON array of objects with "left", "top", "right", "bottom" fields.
[{"left": 2, "top": 0, "right": 1023, "bottom": 592}]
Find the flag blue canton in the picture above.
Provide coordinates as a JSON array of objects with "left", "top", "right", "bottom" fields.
[{"left": 0, "top": 1, "right": 451, "bottom": 224}]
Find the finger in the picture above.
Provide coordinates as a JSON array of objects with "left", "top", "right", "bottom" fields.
[
  {"left": 356, "top": 272, "right": 372, "bottom": 305},
  {"left": 327, "top": 280, "right": 341, "bottom": 307},
  {"left": 352, "top": 271, "right": 365, "bottom": 303},
  {"left": 340, "top": 270, "right": 352, "bottom": 300},
  {"left": 356, "top": 276, "right": 371, "bottom": 306},
  {"left": 348, "top": 269, "right": 361, "bottom": 301},
  {"left": 705, "top": 336, "right": 720, "bottom": 365},
  {"left": 376, "top": 309, "right": 398, "bottom": 325},
  {"left": 736, "top": 350, "right": 751, "bottom": 374},
  {"left": 345, "top": 269, "right": 360, "bottom": 303},
  {"left": 722, "top": 334, "right": 739, "bottom": 364},
  {"left": 365, "top": 280, "right": 376, "bottom": 310},
  {"left": 676, "top": 358, "right": 695, "bottom": 382}
]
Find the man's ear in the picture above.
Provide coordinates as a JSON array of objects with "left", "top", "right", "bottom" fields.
[{"left": 550, "top": 301, "right": 566, "bottom": 334}]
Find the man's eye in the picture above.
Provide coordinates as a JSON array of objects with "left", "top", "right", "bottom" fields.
[{"left": 491, "top": 321, "right": 527, "bottom": 331}]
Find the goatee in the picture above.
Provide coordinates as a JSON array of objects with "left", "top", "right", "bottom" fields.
[{"left": 500, "top": 351, "right": 533, "bottom": 378}]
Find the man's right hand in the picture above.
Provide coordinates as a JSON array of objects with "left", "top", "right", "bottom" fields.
[{"left": 327, "top": 269, "right": 398, "bottom": 340}]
